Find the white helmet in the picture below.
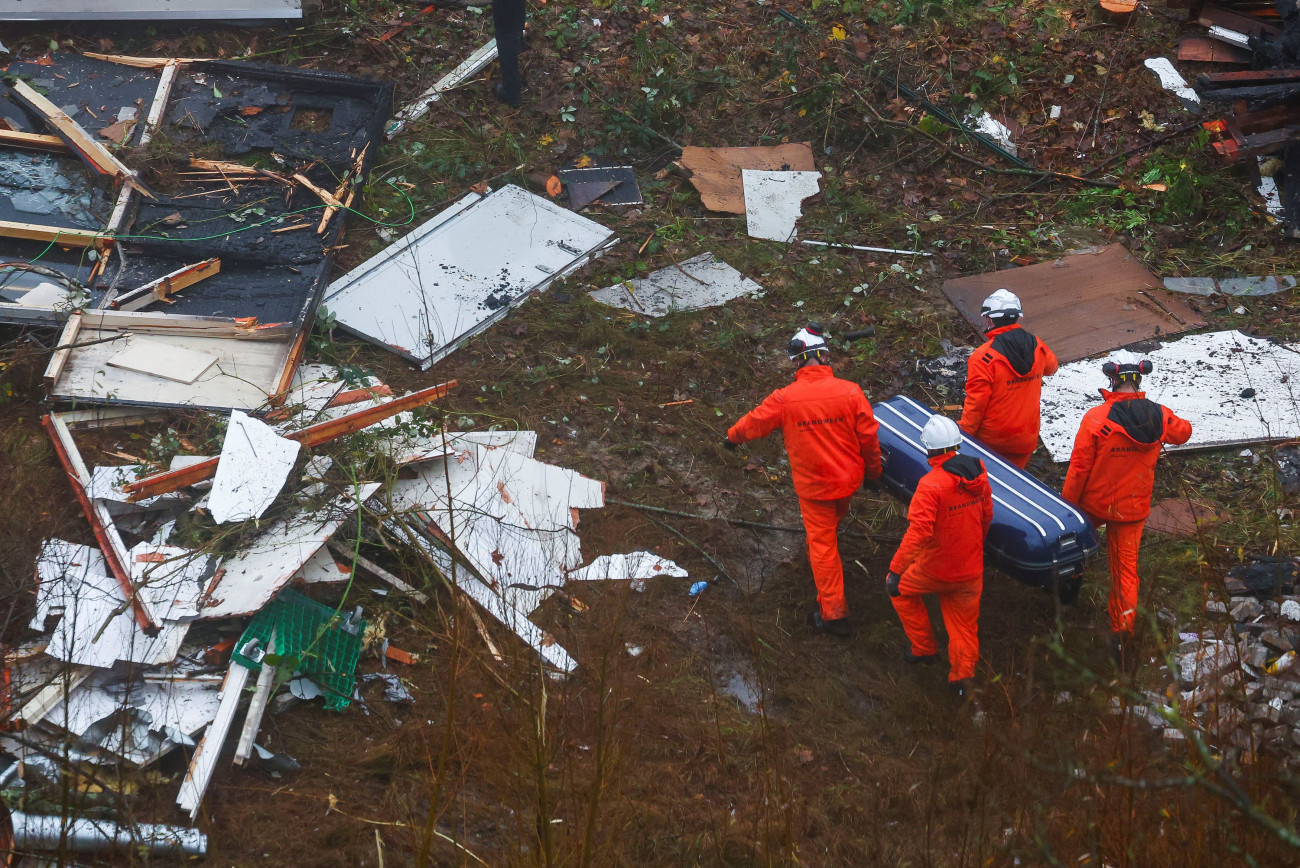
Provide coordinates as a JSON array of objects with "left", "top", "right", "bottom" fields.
[
  {"left": 1102, "top": 349, "right": 1152, "bottom": 381},
  {"left": 920, "top": 415, "right": 962, "bottom": 451},
  {"left": 980, "top": 289, "right": 1022, "bottom": 319},
  {"left": 787, "top": 323, "right": 829, "bottom": 361}
]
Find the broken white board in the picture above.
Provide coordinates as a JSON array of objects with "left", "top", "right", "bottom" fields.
[
  {"left": 589, "top": 253, "right": 762, "bottom": 317},
  {"left": 106, "top": 337, "right": 219, "bottom": 385},
  {"left": 32, "top": 539, "right": 106, "bottom": 631},
  {"left": 0, "top": 0, "right": 302, "bottom": 21},
  {"left": 129, "top": 542, "right": 210, "bottom": 621},
  {"left": 1143, "top": 57, "right": 1201, "bottom": 111},
  {"left": 567, "top": 552, "right": 687, "bottom": 583},
  {"left": 742, "top": 170, "right": 821, "bottom": 242},
  {"left": 323, "top": 185, "right": 616, "bottom": 368},
  {"left": 1039, "top": 331, "right": 1300, "bottom": 461},
  {"left": 43, "top": 546, "right": 190, "bottom": 669},
  {"left": 1163, "top": 275, "right": 1296, "bottom": 297},
  {"left": 197, "top": 483, "right": 380, "bottom": 619},
  {"left": 293, "top": 547, "right": 352, "bottom": 584},
  {"left": 1259, "top": 157, "right": 1285, "bottom": 220},
  {"left": 385, "top": 428, "right": 537, "bottom": 466},
  {"left": 209, "top": 410, "right": 301, "bottom": 524},
  {"left": 387, "top": 444, "right": 603, "bottom": 593}
]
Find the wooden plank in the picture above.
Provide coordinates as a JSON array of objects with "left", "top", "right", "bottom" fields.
[
  {"left": 106, "top": 337, "right": 220, "bottom": 384},
  {"left": 9, "top": 79, "right": 131, "bottom": 178},
  {"left": 386, "top": 38, "right": 498, "bottom": 139},
  {"left": 43, "top": 313, "right": 82, "bottom": 393},
  {"left": 81, "top": 53, "right": 200, "bottom": 68},
  {"left": 121, "top": 380, "right": 458, "bottom": 500},
  {"left": 326, "top": 540, "right": 429, "bottom": 603},
  {"left": 1198, "top": 4, "right": 1281, "bottom": 38},
  {"left": 110, "top": 258, "right": 221, "bottom": 311},
  {"left": 1178, "top": 36, "right": 1252, "bottom": 64},
  {"left": 293, "top": 173, "right": 345, "bottom": 209},
  {"left": 1199, "top": 69, "right": 1300, "bottom": 87},
  {"left": 42, "top": 413, "right": 157, "bottom": 631},
  {"left": 0, "top": 220, "right": 104, "bottom": 248},
  {"left": 0, "top": 129, "right": 69, "bottom": 152},
  {"left": 14, "top": 666, "right": 95, "bottom": 728},
  {"left": 176, "top": 663, "right": 250, "bottom": 819},
  {"left": 233, "top": 629, "right": 277, "bottom": 766},
  {"left": 140, "top": 59, "right": 181, "bottom": 149}
]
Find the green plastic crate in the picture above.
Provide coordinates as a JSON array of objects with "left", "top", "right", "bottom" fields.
[{"left": 232, "top": 590, "right": 366, "bottom": 712}]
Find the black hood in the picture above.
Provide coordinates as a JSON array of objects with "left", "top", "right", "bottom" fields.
[
  {"left": 1106, "top": 398, "right": 1164, "bottom": 444},
  {"left": 990, "top": 327, "right": 1038, "bottom": 376},
  {"left": 942, "top": 453, "right": 986, "bottom": 481}
]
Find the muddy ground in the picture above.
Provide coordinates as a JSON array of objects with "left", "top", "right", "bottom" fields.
[{"left": 3, "top": 0, "right": 1300, "bottom": 864}]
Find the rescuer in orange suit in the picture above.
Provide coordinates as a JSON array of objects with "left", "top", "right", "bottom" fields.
[
  {"left": 885, "top": 416, "right": 993, "bottom": 697},
  {"left": 1061, "top": 351, "right": 1193, "bottom": 669},
  {"left": 959, "top": 289, "right": 1059, "bottom": 469},
  {"left": 725, "top": 324, "right": 882, "bottom": 637}
]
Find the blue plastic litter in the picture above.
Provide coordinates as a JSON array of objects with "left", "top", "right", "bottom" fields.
[{"left": 688, "top": 581, "right": 708, "bottom": 596}]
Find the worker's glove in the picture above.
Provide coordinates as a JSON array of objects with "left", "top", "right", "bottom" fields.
[
  {"left": 885, "top": 571, "right": 901, "bottom": 598},
  {"left": 723, "top": 437, "right": 739, "bottom": 452},
  {"left": 862, "top": 475, "right": 882, "bottom": 493}
]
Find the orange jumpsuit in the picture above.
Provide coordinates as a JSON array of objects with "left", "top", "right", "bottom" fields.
[
  {"left": 889, "top": 452, "right": 993, "bottom": 681},
  {"left": 959, "top": 324, "right": 1059, "bottom": 468},
  {"left": 728, "top": 365, "right": 882, "bottom": 620},
  {"left": 1061, "top": 390, "right": 1193, "bottom": 634}
]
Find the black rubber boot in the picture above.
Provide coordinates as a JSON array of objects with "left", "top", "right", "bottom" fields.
[
  {"left": 905, "top": 650, "right": 941, "bottom": 665},
  {"left": 810, "top": 609, "right": 852, "bottom": 638}
]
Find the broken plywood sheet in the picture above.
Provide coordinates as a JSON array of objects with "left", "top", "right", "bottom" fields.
[
  {"left": 197, "top": 483, "right": 380, "bottom": 619},
  {"left": 209, "top": 411, "right": 301, "bottom": 524},
  {"left": 941, "top": 245, "right": 1206, "bottom": 363},
  {"left": 1147, "top": 497, "right": 1229, "bottom": 537},
  {"left": 589, "top": 253, "right": 762, "bottom": 317},
  {"left": 742, "top": 170, "right": 821, "bottom": 242},
  {"left": 1039, "top": 331, "right": 1300, "bottom": 460},
  {"left": 51, "top": 328, "right": 296, "bottom": 410},
  {"left": 678, "top": 143, "right": 815, "bottom": 214},
  {"left": 323, "top": 185, "right": 616, "bottom": 369}
]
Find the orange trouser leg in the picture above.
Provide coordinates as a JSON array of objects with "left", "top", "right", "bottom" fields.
[
  {"left": 799, "top": 496, "right": 852, "bottom": 621},
  {"left": 892, "top": 569, "right": 983, "bottom": 681},
  {"left": 1102, "top": 519, "right": 1145, "bottom": 634}
]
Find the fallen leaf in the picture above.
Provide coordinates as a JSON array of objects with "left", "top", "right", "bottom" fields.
[{"left": 574, "top": 154, "right": 593, "bottom": 168}]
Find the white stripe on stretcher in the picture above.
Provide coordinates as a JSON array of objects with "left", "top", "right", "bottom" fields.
[
  {"left": 874, "top": 412, "right": 1049, "bottom": 539},
  {"left": 893, "top": 396, "right": 1087, "bottom": 529}
]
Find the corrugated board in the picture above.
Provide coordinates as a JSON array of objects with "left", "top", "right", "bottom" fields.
[
  {"left": 940, "top": 244, "right": 1206, "bottom": 363},
  {"left": 678, "top": 143, "right": 815, "bottom": 214}
]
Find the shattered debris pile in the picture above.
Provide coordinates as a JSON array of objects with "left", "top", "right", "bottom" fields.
[
  {"left": 2, "top": 364, "right": 685, "bottom": 854},
  {"left": 1180, "top": 0, "right": 1300, "bottom": 234},
  {"left": 1137, "top": 557, "right": 1300, "bottom": 766}
]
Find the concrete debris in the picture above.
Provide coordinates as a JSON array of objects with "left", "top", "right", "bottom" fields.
[
  {"left": 588, "top": 252, "right": 762, "bottom": 317},
  {"left": 1163, "top": 275, "right": 1296, "bottom": 296}
]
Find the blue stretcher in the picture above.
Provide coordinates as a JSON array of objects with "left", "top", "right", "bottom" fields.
[{"left": 872, "top": 395, "right": 1099, "bottom": 600}]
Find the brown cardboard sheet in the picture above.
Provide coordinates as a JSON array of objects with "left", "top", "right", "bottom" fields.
[{"left": 678, "top": 143, "right": 815, "bottom": 213}]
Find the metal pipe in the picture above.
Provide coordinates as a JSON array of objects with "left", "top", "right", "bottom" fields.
[{"left": 11, "top": 811, "right": 207, "bottom": 857}]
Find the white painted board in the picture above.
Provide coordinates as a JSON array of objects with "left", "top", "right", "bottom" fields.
[
  {"left": 323, "top": 185, "right": 616, "bottom": 368},
  {"left": 742, "top": 170, "right": 821, "bottom": 242},
  {"left": 209, "top": 410, "right": 301, "bottom": 524},
  {"left": 197, "top": 483, "right": 380, "bottom": 619},
  {"left": 589, "top": 252, "right": 762, "bottom": 317},
  {"left": 1039, "top": 331, "right": 1300, "bottom": 461},
  {"left": 1144, "top": 57, "right": 1201, "bottom": 111},
  {"left": 0, "top": 0, "right": 301, "bottom": 20},
  {"left": 32, "top": 539, "right": 105, "bottom": 632},
  {"left": 293, "top": 547, "right": 352, "bottom": 584},
  {"left": 107, "top": 337, "right": 219, "bottom": 384}
]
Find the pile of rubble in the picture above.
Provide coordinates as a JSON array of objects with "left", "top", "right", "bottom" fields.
[
  {"left": 1138, "top": 557, "right": 1300, "bottom": 763},
  {"left": 0, "top": 364, "right": 685, "bottom": 858}
]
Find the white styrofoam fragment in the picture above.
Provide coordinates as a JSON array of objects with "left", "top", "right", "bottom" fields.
[
  {"left": 209, "top": 410, "right": 301, "bottom": 524},
  {"left": 589, "top": 252, "right": 763, "bottom": 317},
  {"left": 965, "top": 111, "right": 1018, "bottom": 156},
  {"left": 742, "top": 170, "right": 822, "bottom": 242},
  {"left": 1040, "top": 331, "right": 1300, "bottom": 461},
  {"left": 1143, "top": 57, "right": 1201, "bottom": 110}
]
